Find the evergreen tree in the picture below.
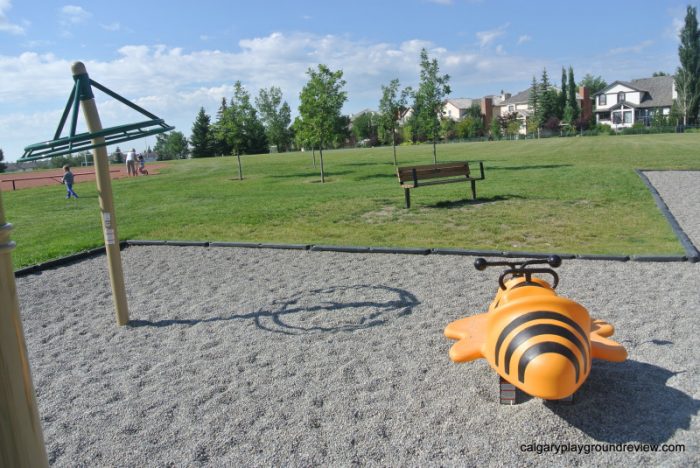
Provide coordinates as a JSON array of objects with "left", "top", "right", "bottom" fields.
[
  {"left": 566, "top": 66, "right": 580, "bottom": 123},
  {"left": 527, "top": 76, "right": 540, "bottom": 134},
  {"left": 112, "top": 146, "right": 124, "bottom": 163},
  {"left": 190, "top": 107, "right": 214, "bottom": 158},
  {"left": 559, "top": 67, "right": 568, "bottom": 119},
  {"left": 298, "top": 64, "right": 347, "bottom": 183},
  {"left": 536, "top": 68, "right": 561, "bottom": 128},
  {"left": 675, "top": 5, "right": 700, "bottom": 125},
  {"left": 413, "top": 48, "right": 451, "bottom": 163},
  {"left": 212, "top": 97, "right": 231, "bottom": 156},
  {"left": 0, "top": 148, "right": 6, "bottom": 172}
]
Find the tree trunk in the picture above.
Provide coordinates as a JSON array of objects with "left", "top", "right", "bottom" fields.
[
  {"left": 236, "top": 153, "right": 243, "bottom": 180},
  {"left": 312, "top": 147, "right": 316, "bottom": 168},
  {"left": 392, "top": 137, "right": 397, "bottom": 167},
  {"left": 432, "top": 137, "right": 437, "bottom": 164},
  {"left": 319, "top": 147, "right": 325, "bottom": 183}
]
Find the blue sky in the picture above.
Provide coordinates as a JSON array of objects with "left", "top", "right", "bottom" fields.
[{"left": 0, "top": 0, "right": 694, "bottom": 161}]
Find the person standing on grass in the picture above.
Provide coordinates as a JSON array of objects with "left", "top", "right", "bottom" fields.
[
  {"left": 126, "top": 148, "right": 136, "bottom": 176},
  {"left": 60, "top": 165, "right": 79, "bottom": 199}
]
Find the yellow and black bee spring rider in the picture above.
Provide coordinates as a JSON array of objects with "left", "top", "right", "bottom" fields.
[{"left": 445, "top": 256, "right": 627, "bottom": 404}]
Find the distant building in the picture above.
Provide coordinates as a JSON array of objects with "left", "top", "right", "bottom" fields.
[{"left": 592, "top": 75, "right": 675, "bottom": 128}]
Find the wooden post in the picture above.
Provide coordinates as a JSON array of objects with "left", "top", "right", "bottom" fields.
[
  {"left": 72, "top": 61, "right": 129, "bottom": 325},
  {"left": 0, "top": 190, "right": 50, "bottom": 467}
]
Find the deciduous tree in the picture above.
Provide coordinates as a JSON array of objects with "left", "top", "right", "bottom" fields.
[
  {"left": 378, "top": 79, "right": 411, "bottom": 166},
  {"left": 256, "top": 87, "right": 292, "bottom": 152},
  {"left": 154, "top": 131, "right": 189, "bottom": 160},
  {"left": 413, "top": 48, "right": 451, "bottom": 163},
  {"left": 298, "top": 64, "right": 347, "bottom": 183}
]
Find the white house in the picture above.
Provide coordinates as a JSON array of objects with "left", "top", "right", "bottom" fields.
[
  {"left": 497, "top": 87, "right": 592, "bottom": 134},
  {"left": 442, "top": 98, "right": 479, "bottom": 120},
  {"left": 592, "top": 75, "right": 675, "bottom": 128}
]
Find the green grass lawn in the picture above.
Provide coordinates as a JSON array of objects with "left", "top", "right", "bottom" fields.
[{"left": 4, "top": 133, "right": 700, "bottom": 269}]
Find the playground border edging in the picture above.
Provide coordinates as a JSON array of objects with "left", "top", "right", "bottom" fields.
[
  {"left": 14, "top": 240, "right": 697, "bottom": 278},
  {"left": 636, "top": 169, "right": 700, "bottom": 263}
]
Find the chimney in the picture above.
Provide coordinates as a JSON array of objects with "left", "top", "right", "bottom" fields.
[
  {"left": 481, "top": 97, "right": 493, "bottom": 128},
  {"left": 579, "top": 86, "right": 592, "bottom": 122}
]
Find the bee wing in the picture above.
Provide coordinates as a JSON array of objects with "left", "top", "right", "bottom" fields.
[
  {"left": 591, "top": 318, "right": 615, "bottom": 338},
  {"left": 444, "top": 313, "right": 487, "bottom": 362},
  {"left": 591, "top": 333, "right": 627, "bottom": 362}
]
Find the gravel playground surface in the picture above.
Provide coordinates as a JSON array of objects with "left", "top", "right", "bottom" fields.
[{"left": 15, "top": 174, "right": 700, "bottom": 466}]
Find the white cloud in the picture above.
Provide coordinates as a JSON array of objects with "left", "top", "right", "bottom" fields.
[
  {"left": 60, "top": 5, "right": 91, "bottom": 26},
  {"left": 0, "top": 32, "right": 572, "bottom": 160},
  {"left": 608, "top": 40, "right": 653, "bottom": 55},
  {"left": 428, "top": 0, "right": 454, "bottom": 5},
  {"left": 0, "top": 0, "right": 25, "bottom": 34},
  {"left": 517, "top": 35, "right": 531, "bottom": 45},
  {"left": 476, "top": 23, "right": 509, "bottom": 47},
  {"left": 100, "top": 22, "right": 121, "bottom": 32}
]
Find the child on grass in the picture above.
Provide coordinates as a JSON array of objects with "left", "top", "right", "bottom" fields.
[{"left": 61, "top": 165, "right": 79, "bottom": 199}]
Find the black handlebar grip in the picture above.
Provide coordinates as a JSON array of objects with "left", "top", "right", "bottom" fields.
[
  {"left": 474, "top": 258, "right": 488, "bottom": 271},
  {"left": 548, "top": 255, "right": 562, "bottom": 268}
]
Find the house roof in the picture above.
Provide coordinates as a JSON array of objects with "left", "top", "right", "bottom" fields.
[
  {"left": 502, "top": 86, "right": 581, "bottom": 106},
  {"left": 445, "top": 98, "right": 477, "bottom": 109},
  {"left": 592, "top": 75, "right": 674, "bottom": 108},
  {"left": 593, "top": 101, "right": 640, "bottom": 113},
  {"left": 503, "top": 88, "right": 532, "bottom": 105}
]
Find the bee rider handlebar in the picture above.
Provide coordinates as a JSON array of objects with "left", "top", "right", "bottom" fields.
[{"left": 474, "top": 255, "right": 562, "bottom": 291}]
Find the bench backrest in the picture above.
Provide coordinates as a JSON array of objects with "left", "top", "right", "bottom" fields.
[{"left": 396, "top": 162, "right": 470, "bottom": 184}]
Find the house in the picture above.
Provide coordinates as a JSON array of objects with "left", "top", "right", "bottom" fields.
[
  {"left": 592, "top": 75, "right": 675, "bottom": 128},
  {"left": 443, "top": 98, "right": 479, "bottom": 120},
  {"left": 496, "top": 87, "right": 592, "bottom": 134}
]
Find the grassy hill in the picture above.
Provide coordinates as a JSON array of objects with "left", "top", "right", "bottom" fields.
[{"left": 4, "top": 133, "right": 700, "bottom": 268}]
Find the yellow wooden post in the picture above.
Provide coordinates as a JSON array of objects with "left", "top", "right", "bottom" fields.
[
  {"left": 72, "top": 61, "right": 129, "bottom": 325},
  {"left": 0, "top": 191, "right": 49, "bottom": 467}
]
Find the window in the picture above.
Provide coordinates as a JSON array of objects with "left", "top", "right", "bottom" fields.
[
  {"left": 612, "top": 111, "right": 621, "bottom": 124},
  {"left": 618, "top": 91, "right": 625, "bottom": 103},
  {"left": 598, "top": 94, "right": 607, "bottom": 106},
  {"left": 508, "top": 105, "right": 514, "bottom": 112},
  {"left": 623, "top": 111, "right": 633, "bottom": 124}
]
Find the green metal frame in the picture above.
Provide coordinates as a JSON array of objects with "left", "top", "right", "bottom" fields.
[{"left": 21, "top": 75, "right": 174, "bottom": 161}]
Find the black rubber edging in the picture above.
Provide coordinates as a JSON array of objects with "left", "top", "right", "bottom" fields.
[
  {"left": 369, "top": 246, "right": 431, "bottom": 255},
  {"left": 258, "top": 243, "right": 311, "bottom": 250},
  {"left": 126, "top": 239, "right": 167, "bottom": 246},
  {"left": 501, "top": 251, "right": 577, "bottom": 259},
  {"left": 576, "top": 254, "right": 630, "bottom": 262},
  {"left": 310, "top": 245, "right": 371, "bottom": 253},
  {"left": 209, "top": 241, "right": 261, "bottom": 248},
  {"left": 630, "top": 255, "right": 688, "bottom": 262},
  {"left": 165, "top": 240, "right": 209, "bottom": 247},
  {"left": 431, "top": 248, "right": 503, "bottom": 256},
  {"left": 636, "top": 169, "right": 700, "bottom": 263},
  {"left": 14, "top": 241, "right": 128, "bottom": 278}
]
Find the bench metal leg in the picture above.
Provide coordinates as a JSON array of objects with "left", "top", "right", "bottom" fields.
[
  {"left": 470, "top": 180, "right": 477, "bottom": 200},
  {"left": 404, "top": 188, "right": 411, "bottom": 209}
]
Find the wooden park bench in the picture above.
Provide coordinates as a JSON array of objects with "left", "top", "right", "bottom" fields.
[{"left": 396, "top": 161, "right": 485, "bottom": 208}]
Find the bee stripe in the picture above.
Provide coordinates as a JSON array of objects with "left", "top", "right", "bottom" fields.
[
  {"left": 518, "top": 341, "right": 580, "bottom": 383},
  {"left": 503, "top": 323, "right": 588, "bottom": 376},
  {"left": 494, "top": 311, "right": 589, "bottom": 366}
]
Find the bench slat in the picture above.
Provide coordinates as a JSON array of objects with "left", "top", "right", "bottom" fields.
[
  {"left": 397, "top": 164, "right": 470, "bottom": 184},
  {"left": 396, "top": 160, "right": 484, "bottom": 208}
]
